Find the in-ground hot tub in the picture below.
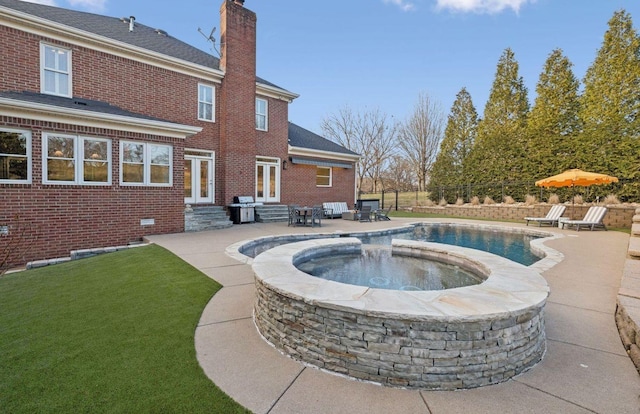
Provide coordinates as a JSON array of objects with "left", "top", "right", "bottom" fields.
[{"left": 252, "top": 238, "right": 550, "bottom": 390}]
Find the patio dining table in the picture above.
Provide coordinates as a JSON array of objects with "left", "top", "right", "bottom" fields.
[{"left": 295, "top": 206, "right": 321, "bottom": 227}]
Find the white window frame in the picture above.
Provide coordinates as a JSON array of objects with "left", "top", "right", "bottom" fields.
[
  {"left": 40, "top": 43, "right": 72, "bottom": 97},
  {"left": 256, "top": 97, "right": 268, "bottom": 131},
  {"left": 316, "top": 166, "right": 332, "bottom": 187},
  {"left": 197, "top": 84, "right": 215, "bottom": 122},
  {"left": 42, "top": 133, "right": 112, "bottom": 185},
  {"left": 0, "top": 128, "right": 31, "bottom": 184},
  {"left": 120, "top": 141, "right": 173, "bottom": 187}
]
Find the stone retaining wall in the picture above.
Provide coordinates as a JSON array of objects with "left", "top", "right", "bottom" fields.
[
  {"left": 413, "top": 205, "right": 636, "bottom": 228},
  {"left": 255, "top": 283, "right": 545, "bottom": 389},
  {"left": 253, "top": 238, "right": 549, "bottom": 390},
  {"left": 615, "top": 208, "right": 640, "bottom": 374}
]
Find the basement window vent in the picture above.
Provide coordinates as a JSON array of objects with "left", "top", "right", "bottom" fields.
[
  {"left": 0, "top": 225, "right": 8, "bottom": 236},
  {"left": 140, "top": 218, "right": 155, "bottom": 226}
]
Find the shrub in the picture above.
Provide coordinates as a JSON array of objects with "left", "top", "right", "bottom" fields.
[
  {"left": 483, "top": 196, "right": 496, "bottom": 205},
  {"left": 439, "top": 198, "right": 448, "bottom": 206},
  {"left": 503, "top": 196, "right": 515, "bottom": 204},
  {"left": 603, "top": 194, "right": 620, "bottom": 205},
  {"left": 572, "top": 194, "right": 584, "bottom": 205},
  {"left": 547, "top": 194, "right": 560, "bottom": 204},
  {"left": 470, "top": 196, "right": 480, "bottom": 206},
  {"left": 455, "top": 197, "right": 464, "bottom": 206},
  {"left": 524, "top": 195, "right": 537, "bottom": 206}
]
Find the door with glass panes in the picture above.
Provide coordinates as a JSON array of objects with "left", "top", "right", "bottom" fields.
[
  {"left": 255, "top": 158, "right": 280, "bottom": 203},
  {"left": 184, "top": 152, "right": 214, "bottom": 204}
]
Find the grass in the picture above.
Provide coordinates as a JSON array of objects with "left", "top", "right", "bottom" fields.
[
  {"left": 359, "top": 191, "right": 431, "bottom": 208},
  {"left": 0, "top": 244, "right": 249, "bottom": 413}
]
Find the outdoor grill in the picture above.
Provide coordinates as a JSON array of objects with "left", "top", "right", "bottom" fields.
[{"left": 228, "top": 196, "right": 261, "bottom": 224}]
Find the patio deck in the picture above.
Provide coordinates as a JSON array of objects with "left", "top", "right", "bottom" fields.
[{"left": 147, "top": 217, "right": 640, "bottom": 414}]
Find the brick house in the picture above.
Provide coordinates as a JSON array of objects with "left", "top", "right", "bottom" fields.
[{"left": 0, "top": 0, "right": 359, "bottom": 267}]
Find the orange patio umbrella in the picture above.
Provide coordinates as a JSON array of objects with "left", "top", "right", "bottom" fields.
[
  {"left": 535, "top": 168, "right": 618, "bottom": 218},
  {"left": 535, "top": 168, "right": 619, "bottom": 188}
]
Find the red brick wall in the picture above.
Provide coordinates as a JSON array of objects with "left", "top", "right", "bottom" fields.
[
  {"left": 280, "top": 163, "right": 356, "bottom": 207},
  {"left": 0, "top": 117, "right": 184, "bottom": 267},
  {"left": 0, "top": 25, "right": 220, "bottom": 151},
  {"left": 218, "top": 0, "right": 258, "bottom": 205}
]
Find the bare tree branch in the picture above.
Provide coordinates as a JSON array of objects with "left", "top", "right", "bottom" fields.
[{"left": 398, "top": 93, "right": 445, "bottom": 191}]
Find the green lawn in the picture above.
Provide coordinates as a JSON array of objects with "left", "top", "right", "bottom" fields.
[{"left": 0, "top": 244, "right": 249, "bottom": 413}]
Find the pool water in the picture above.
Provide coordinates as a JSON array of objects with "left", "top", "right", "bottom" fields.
[
  {"left": 240, "top": 224, "right": 541, "bottom": 266},
  {"left": 296, "top": 246, "right": 483, "bottom": 291},
  {"left": 359, "top": 226, "right": 540, "bottom": 266}
]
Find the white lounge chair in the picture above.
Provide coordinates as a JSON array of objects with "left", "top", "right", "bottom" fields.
[
  {"left": 559, "top": 206, "right": 608, "bottom": 231},
  {"left": 525, "top": 205, "right": 566, "bottom": 227}
]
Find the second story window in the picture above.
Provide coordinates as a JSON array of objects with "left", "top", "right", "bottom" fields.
[
  {"left": 41, "top": 43, "right": 71, "bottom": 97},
  {"left": 256, "top": 98, "right": 268, "bottom": 131},
  {"left": 198, "top": 84, "right": 215, "bottom": 122}
]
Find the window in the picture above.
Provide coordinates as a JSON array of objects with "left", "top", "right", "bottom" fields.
[
  {"left": 256, "top": 98, "right": 268, "bottom": 131},
  {"left": 43, "top": 133, "right": 111, "bottom": 185},
  {"left": 0, "top": 128, "right": 31, "bottom": 183},
  {"left": 198, "top": 84, "right": 215, "bottom": 122},
  {"left": 316, "top": 166, "right": 332, "bottom": 187},
  {"left": 41, "top": 43, "right": 71, "bottom": 97},
  {"left": 121, "top": 141, "right": 172, "bottom": 186}
]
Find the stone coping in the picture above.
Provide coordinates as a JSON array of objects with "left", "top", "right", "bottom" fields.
[
  {"left": 226, "top": 222, "right": 564, "bottom": 273},
  {"left": 616, "top": 209, "right": 640, "bottom": 373},
  {"left": 252, "top": 238, "right": 550, "bottom": 320}
]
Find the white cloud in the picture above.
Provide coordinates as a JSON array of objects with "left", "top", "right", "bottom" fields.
[
  {"left": 19, "top": 0, "right": 57, "bottom": 5},
  {"left": 435, "top": 0, "right": 533, "bottom": 14},
  {"left": 383, "top": 0, "right": 416, "bottom": 12},
  {"left": 66, "top": 0, "right": 107, "bottom": 12}
]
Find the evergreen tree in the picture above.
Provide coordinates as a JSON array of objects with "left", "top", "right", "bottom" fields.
[
  {"left": 527, "top": 49, "right": 582, "bottom": 183},
  {"left": 429, "top": 88, "right": 478, "bottom": 202},
  {"left": 580, "top": 9, "right": 640, "bottom": 200},
  {"left": 467, "top": 48, "right": 529, "bottom": 200}
]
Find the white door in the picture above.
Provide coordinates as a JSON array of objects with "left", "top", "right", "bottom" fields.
[
  {"left": 185, "top": 154, "right": 214, "bottom": 204},
  {"left": 256, "top": 159, "right": 280, "bottom": 203}
]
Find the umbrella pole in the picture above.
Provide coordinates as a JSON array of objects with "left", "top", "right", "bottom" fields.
[{"left": 571, "top": 184, "right": 575, "bottom": 219}]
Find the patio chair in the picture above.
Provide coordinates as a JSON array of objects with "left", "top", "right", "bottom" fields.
[
  {"left": 287, "top": 205, "right": 302, "bottom": 227},
  {"left": 358, "top": 205, "right": 372, "bottom": 222},
  {"left": 311, "top": 205, "right": 323, "bottom": 227},
  {"left": 559, "top": 206, "right": 608, "bottom": 231},
  {"left": 375, "top": 205, "right": 393, "bottom": 221},
  {"left": 524, "top": 205, "right": 566, "bottom": 227}
]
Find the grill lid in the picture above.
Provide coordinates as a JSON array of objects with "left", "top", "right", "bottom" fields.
[{"left": 233, "top": 196, "right": 254, "bottom": 204}]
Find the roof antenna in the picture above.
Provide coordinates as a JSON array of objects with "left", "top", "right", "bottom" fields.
[{"left": 198, "top": 26, "right": 220, "bottom": 57}]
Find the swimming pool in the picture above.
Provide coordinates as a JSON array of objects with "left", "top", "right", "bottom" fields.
[{"left": 237, "top": 223, "right": 542, "bottom": 265}]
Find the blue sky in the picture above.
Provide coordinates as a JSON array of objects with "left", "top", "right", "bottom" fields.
[{"left": 24, "top": 0, "right": 640, "bottom": 135}]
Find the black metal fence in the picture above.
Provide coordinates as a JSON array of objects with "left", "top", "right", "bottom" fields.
[{"left": 359, "top": 178, "right": 633, "bottom": 209}]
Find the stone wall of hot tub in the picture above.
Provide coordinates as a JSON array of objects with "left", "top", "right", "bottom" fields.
[{"left": 252, "top": 238, "right": 549, "bottom": 390}]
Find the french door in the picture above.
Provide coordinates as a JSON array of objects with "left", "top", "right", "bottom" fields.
[
  {"left": 255, "top": 157, "right": 280, "bottom": 203},
  {"left": 184, "top": 151, "right": 214, "bottom": 204}
]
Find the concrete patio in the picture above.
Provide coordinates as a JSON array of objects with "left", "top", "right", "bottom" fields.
[{"left": 147, "top": 217, "right": 640, "bottom": 414}]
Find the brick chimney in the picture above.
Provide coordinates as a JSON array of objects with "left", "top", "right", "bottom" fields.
[{"left": 219, "top": 0, "right": 257, "bottom": 205}]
